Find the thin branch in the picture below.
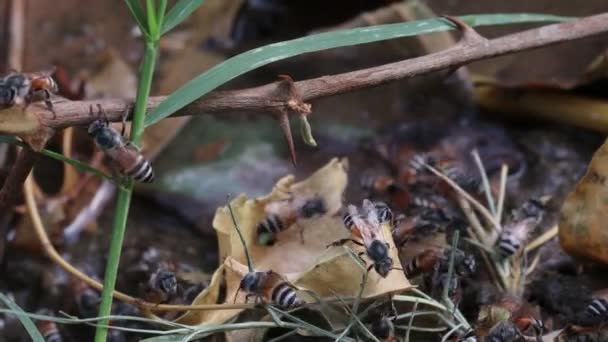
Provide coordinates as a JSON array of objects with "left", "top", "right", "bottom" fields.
[
  {"left": 16, "top": 12, "right": 608, "bottom": 130},
  {"left": 0, "top": 148, "right": 37, "bottom": 210}
]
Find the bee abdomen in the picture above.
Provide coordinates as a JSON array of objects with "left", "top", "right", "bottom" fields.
[
  {"left": 343, "top": 212, "right": 356, "bottom": 230},
  {"left": 374, "top": 202, "right": 393, "bottom": 225},
  {"left": 497, "top": 234, "right": 521, "bottom": 257},
  {"left": 271, "top": 282, "right": 301, "bottom": 308},
  {"left": 257, "top": 214, "right": 285, "bottom": 235},
  {"left": 587, "top": 298, "right": 608, "bottom": 317},
  {"left": 126, "top": 156, "right": 155, "bottom": 183}
]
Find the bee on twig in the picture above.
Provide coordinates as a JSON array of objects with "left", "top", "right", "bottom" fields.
[{"left": 88, "top": 104, "right": 154, "bottom": 183}]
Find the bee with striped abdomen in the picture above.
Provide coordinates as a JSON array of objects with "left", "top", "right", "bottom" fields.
[
  {"left": 585, "top": 289, "right": 608, "bottom": 321},
  {"left": 256, "top": 194, "right": 327, "bottom": 245},
  {"left": 37, "top": 309, "right": 63, "bottom": 342},
  {"left": 495, "top": 199, "right": 545, "bottom": 258},
  {"left": 237, "top": 270, "right": 302, "bottom": 308},
  {"left": 332, "top": 199, "right": 395, "bottom": 277},
  {"left": 88, "top": 105, "right": 154, "bottom": 183},
  {"left": 228, "top": 200, "right": 304, "bottom": 309}
]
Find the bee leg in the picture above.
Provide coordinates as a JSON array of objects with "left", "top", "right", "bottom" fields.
[
  {"left": 42, "top": 89, "right": 56, "bottom": 118},
  {"left": 327, "top": 238, "right": 364, "bottom": 248},
  {"left": 120, "top": 107, "right": 129, "bottom": 137}
]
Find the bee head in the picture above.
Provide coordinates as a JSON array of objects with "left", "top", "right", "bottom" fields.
[
  {"left": 155, "top": 270, "right": 178, "bottom": 296},
  {"left": 460, "top": 254, "right": 477, "bottom": 276},
  {"left": 374, "top": 257, "right": 393, "bottom": 278},
  {"left": 521, "top": 198, "right": 545, "bottom": 219},
  {"left": 89, "top": 120, "right": 120, "bottom": 148},
  {"left": 240, "top": 272, "right": 260, "bottom": 292},
  {"left": 370, "top": 316, "right": 394, "bottom": 339},
  {"left": 298, "top": 196, "right": 327, "bottom": 218},
  {"left": 4, "top": 73, "right": 30, "bottom": 97}
]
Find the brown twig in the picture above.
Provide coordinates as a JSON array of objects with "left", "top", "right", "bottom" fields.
[
  {"left": 0, "top": 148, "right": 37, "bottom": 210},
  {"left": 15, "top": 13, "right": 608, "bottom": 131}
]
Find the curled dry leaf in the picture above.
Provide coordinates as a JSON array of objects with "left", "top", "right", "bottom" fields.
[
  {"left": 559, "top": 138, "right": 608, "bottom": 264},
  {"left": 176, "top": 158, "right": 409, "bottom": 325}
]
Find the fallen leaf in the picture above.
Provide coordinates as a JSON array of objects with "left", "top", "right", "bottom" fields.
[
  {"left": 175, "top": 158, "right": 409, "bottom": 325},
  {"left": 559, "top": 137, "right": 608, "bottom": 264}
]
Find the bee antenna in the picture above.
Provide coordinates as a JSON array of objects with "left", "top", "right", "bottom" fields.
[{"left": 227, "top": 195, "right": 255, "bottom": 273}]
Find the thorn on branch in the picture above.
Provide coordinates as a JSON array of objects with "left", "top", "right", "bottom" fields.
[
  {"left": 441, "top": 15, "right": 488, "bottom": 46},
  {"left": 275, "top": 108, "right": 297, "bottom": 167}
]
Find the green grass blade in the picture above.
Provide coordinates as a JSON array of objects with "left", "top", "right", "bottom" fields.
[
  {"left": 125, "top": 0, "right": 149, "bottom": 37},
  {"left": 145, "top": 13, "right": 572, "bottom": 126},
  {"left": 0, "top": 135, "right": 114, "bottom": 182},
  {"left": 156, "top": 0, "right": 168, "bottom": 32},
  {"left": 146, "top": 0, "right": 159, "bottom": 37},
  {"left": 161, "top": 0, "right": 205, "bottom": 35},
  {"left": 0, "top": 293, "right": 45, "bottom": 341}
]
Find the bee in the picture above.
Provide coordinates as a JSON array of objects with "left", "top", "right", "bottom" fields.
[
  {"left": 145, "top": 268, "right": 178, "bottom": 304},
  {"left": 585, "top": 289, "right": 608, "bottom": 321},
  {"left": 485, "top": 320, "right": 523, "bottom": 342},
  {"left": 405, "top": 249, "right": 442, "bottom": 278},
  {"left": 256, "top": 194, "right": 327, "bottom": 245},
  {"left": 72, "top": 279, "right": 100, "bottom": 318},
  {"left": 333, "top": 199, "right": 394, "bottom": 277},
  {"left": 27, "top": 71, "right": 59, "bottom": 113},
  {"left": 88, "top": 104, "right": 155, "bottom": 183},
  {"left": 236, "top": 269, "right": 302, "bottom": 308},
  {"left": 36, "top": 309, "right": 63, "bottom": 342},
  {"left": 409, "top": 153, "right": 482, "bottom": 194},
  {"left": 478, "top": 295, "right": 544, "bottom": 341},
  {"left": 360, "top": 171, "right": 397, "bottom": 194},
  {"left": 0, "top": 71, "right": 58, "bottom": 113},
  {"left": 0, "top": 72, "right": 30, "bottom": 107},
  {"left": 392, "top": 207, "right": 450, "bottom": 246},
  {"left": 495, "top": 199, "right": 545, "bottom": 257},
  {"left": 370, "top": 316, "right": 396, "bottom": 342}
]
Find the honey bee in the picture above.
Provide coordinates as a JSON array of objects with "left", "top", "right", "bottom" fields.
[
  {"left": 256, "top": 194, "right": 327, "bottom": 245},
  {"left": 144, "top": 268, "right": 178, "bottom": 304},
  {"left": 0, "top": 71, "right": 58, "bottom": 113},
  {"left": 237, "top": 270, "right": 303, "bottom": 308},
  {"left": 333, "top": 199, "right": 394, "bottom": 277},
  {"left": 405, "top": 249, "right": 442, "bottom": 278},
  {"left": 88, "top": 104, "right": 155, "bottom": 183},
  {"left": 72, "top": 279, "right": 101, "bottom": 318},
  {"left": 408, "top": 153, "right": 481, "bottom": 194},
  {"left": 228, "top": 201, "right": 304, "bottom": 309},
  {"left": 478, "top": 295, "right": 544, "bottom": 341},
  {"left": 36, "top": 309, "right": 63, "bottom": 342},
  {"left": 370, "top": 316, "right": 396, "bottom": 342},
  {"left": 585, "top": 289, "right": 608, "bottom": 321},
  {"left": 27, "top": 71, "right": 59, "bottom": 112},
  {"left": 392, "top": 207, "right": 450, "bottom": 246},
  {"left": 495, "top": 199, "right": 545, "bottom": 257}
]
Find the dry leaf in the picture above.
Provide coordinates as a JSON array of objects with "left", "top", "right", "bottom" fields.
[
  {"left": 176, "top": 158, "right": 409, "bottom": 325},
  {"left": 559, "top": 137, "right": 608, "bottom": 264}
]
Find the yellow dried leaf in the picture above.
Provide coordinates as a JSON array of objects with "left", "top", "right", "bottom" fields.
[
  {"left": 559, "top": 138, "right": 608, "bottom": 263},
  {"left": 176, "top": 158, "right": 410, "bottom": 325}
]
